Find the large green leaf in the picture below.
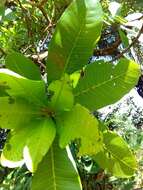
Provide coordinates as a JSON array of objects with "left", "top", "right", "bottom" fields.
[
  {"left": 0, "top": 69, "right": 47, "bottom": 106},
  {"left": 56, "top": 104, "right": 103, "bottom": 155},
  {"left": 94, "top": 131, "right": 137, "bottom": 178},
  {"left": 31, "top": 140, "right": 82, "bottom": 190},
  {"left": 1, "top": 118, "right": 56, "bottom": 172},
  {"left": 46, "top": 0, "right": 103, "bottom": 82},
  {"left": 74, "top": 58, "right": 140, "bottom": 111},
  {"left": 5, "top": 52, "right": 41, "bottom": 80},
  {"left": 48, "top": 78, "right": 74, "bottom": 112},
  {"left": 0, "top": 97, "right": 40, "bottom": 129}
]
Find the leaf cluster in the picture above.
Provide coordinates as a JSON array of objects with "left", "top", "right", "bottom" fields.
[{"left": 0, "top": 0, "right": 141, "bottom": 190}]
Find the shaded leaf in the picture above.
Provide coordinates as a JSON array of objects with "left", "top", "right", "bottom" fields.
[{"left": 5, "top": 52, "right": 41, "bottom": 80}]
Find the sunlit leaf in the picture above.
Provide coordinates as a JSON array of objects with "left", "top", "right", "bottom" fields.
[
  {"left": 0, "top": 69, "right": 47, "bottom": 106},
  {"left": 1, "top": 118, "right": 56, "bottom": 172},
  {"left": 94, "top": 131, "right": 137, "bottom": 177},
  {"left": 57, "top": 104, "right": 103, "bottom": 155},
  {"left": 74, "top": 58, "right": 140, "bottom": 110},
  {"left": 48, "top": 78, "right": 74, "bottom": 112},
  {"left": 31, "top": 140, "right": 82, "bottom": 190},
  {"left": 47, "top": 0, "right": 103, "bottom": 82},
  {"left": 0, "top": 97, "right": 39, "bottom": 129}
]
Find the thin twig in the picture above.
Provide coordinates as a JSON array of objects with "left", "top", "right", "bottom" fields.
[
  {"left": 0, "top": 48, "right": 6, "bottom": 56},
  {"left": 38, "top": 5, "right": 51, "bottom": 24},
  {"left": 33, "top": 0, "right": 51, "bottom": 24},
  {"left": 109, "top": 24, "right": 143, "bottom": 63},
  {"left": 39, "top": 0, "right": 48, "bottom": 7},
  {"left": 16, "top": 0, "right": 33, "bottom": 38}
]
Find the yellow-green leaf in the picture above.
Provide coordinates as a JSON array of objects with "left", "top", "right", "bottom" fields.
[
  {"left": 57, "top": 104, "right": 103, "bottom": 155},
  {"left": 94, "top": 131, "right": 137, "bottom": 178}
]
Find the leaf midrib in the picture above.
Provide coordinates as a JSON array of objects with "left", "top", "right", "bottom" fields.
[
  {"left": 104, "top": 143, "right": 136, "bottom": 171},
  {"left": 50, "top": 145, "right": 57, "bottom": 190},
  {"left": 75, "top": 71, "right": 130, "bottom": 97},
  {"left": 54, "top": 13, "right": 86, "bottom": 107},
  {"left": 61, "top": 14, "right": 85, "bottom": 76}
]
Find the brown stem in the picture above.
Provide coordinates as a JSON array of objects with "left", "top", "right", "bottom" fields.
[
  {"left": 33, "top": 0, "right": 51, "bottom": 24},
  {"left": 110, "top": 24, "right": 143, "bottom": 63},
  {"left": 38, "top": 5, "right": 51, "bottom": 24}
]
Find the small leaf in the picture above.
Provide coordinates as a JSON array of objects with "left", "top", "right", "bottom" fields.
[
  {"left": 1, "top": 118, "right": 56, "bottom": 172},
  {"left": 46, "top": 0, "right": 103, "bottom": 82},
  {"left": 5, "top": 52, "right": 41, "bottom": 80},
  {"left": 31, "top": 139, "right": 82, "bottom": 190},
  {"left": 74, "top": 58, "right": 140, "bottom": 111},
  {"left": 57, "top": 104, "right": 103, "bottom": 155},
  {"left": 119, "top": 29, "right": 129, "bottom": 48},
  {"left": 48, "top": 78, "right": 74, "bottom": 112},
  {"left": 94, "top": 131, "right": 137, "bottom": 178}
]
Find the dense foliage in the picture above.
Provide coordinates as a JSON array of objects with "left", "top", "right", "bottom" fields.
[{"left": 0, "top": 0, "right": 143, "bottom": 189}]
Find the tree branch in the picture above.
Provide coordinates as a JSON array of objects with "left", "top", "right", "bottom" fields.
[
  {"left": 110, "top": 24, "right": 143, "bottom": 63},
  {"left": 33, "top": 0, "right": 51, "bottom": 24},
  {"left": 16, "top": 0, "right": 33, "bottom": 38}
]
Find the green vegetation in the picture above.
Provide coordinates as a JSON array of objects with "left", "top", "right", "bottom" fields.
[{"left": 0, "top": 0, "right": 142, "bottom": 189}]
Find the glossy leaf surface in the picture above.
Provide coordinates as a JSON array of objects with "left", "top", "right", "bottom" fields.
[
  {"left": 46, "top": 0, "right": 103, "bottom": 82},
  {"left": 74, "top": 58, "right": 140, "bottom": 110},
  {"left": 31, "top": 140, "right": 81, "bottom": 190},
  {"left": 5, "top": 52, "right": 41, "bottom": 80}
]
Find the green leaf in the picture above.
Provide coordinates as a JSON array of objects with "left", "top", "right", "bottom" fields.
[
  {"left": 94, "top": 131, "right": 137, "bottom": 178},
  {"left": 56, "top": 104, "right": 103, "bottom": 155},
  {"left": 46, "top": 0, "right": 103, "bottom": 82},
  {"left": 0, "top": 97, "right": 40, "bottom": 129},
  {"left": 5, "top": 52, "right": 41, "bottom": 80},
  {"left": 1, "top": 117, "right": 56, "bottom": 172},
  {"left": 0, "top": 82, "right": 10, "bottom": 97},
  {"left": 31, "top": 140, "right": 82, "bottom": 190},
  {"left": 0, "top": 69, "right": 47, "bottom": 106},
  {"left": 74, "top": 58, "right": 140, "bottom": 111},
  {"left": 0, "top": 6, "right": 5, "bottom": 18},
  {"left": 48, "top": 78, "right": 74, "bottom": 112},
  {"left": 119, "top": 29, "right": 129, "bottom": 48}
]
